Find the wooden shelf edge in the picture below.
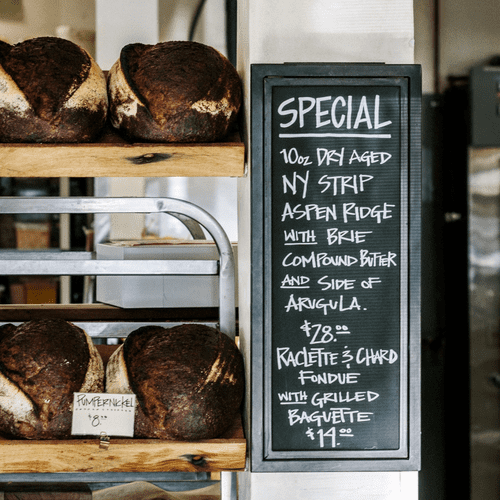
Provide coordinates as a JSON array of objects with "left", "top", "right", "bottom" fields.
[
  {"left": 0, "top": 413, "right": 246, "bottom": 474},
  {"left": 0, "top": 437, "right": 247, "bottom": 474},
  {"left": 0, "top": 131, "right": 246, "bottom": 178},
  {"left": 0, "top": 304, "right": 221, "bottom": 322}
]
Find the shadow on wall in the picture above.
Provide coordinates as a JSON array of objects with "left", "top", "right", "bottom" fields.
[{"left": 0, "top": 0, "right": 24, "bottom": 22}]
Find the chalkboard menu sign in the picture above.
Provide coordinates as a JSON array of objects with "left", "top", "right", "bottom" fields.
[{"left": 251, "top": 64, "right": 421, "bottom": 472}]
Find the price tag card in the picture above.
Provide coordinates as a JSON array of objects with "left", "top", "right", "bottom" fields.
[{"left": 71, "top": 392, "right": 136, "bottom": 437}]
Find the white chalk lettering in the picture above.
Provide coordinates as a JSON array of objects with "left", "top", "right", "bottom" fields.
[
  {"left": 311, "top": 391, "right": 380, "bottom": 408},
  {"left": 278, "top": 95, "right": 392, "bottom": 131},
  {"left": 317, "top": 147, "right": 345, "bottom": 166},
  {"left": 317, "top": 276, "right": 356, "bottom": 291},
  {"left": 284, "top": 294, "right": 361, "bottom": 315},
  {"left": 359, "top": 249, "right": 397, "bottom": 267},
  {"left": 280, "top": 274, "right": 310, "bottom": 289},
  {"left": 278, "top": 391, "right": 308, "bottom": 404},
  {"left": 326, "top": 228, "right": 373, "bottom": 245},
  {"left": 280, "top": 148, "right": 313, "bottom": 166},
  {"left": 300, "top": 320, "right": 336, "bottom": 344},
  {"left": 349, "top": 150, "right": 392, "bottom": 166},
  {"left": 287, "top": 407, "right": 373, "bottom": 427},
  {"left": 356, "top": 348, "right": 398, "bottom": 366},
  {"left": 298, "top": 371, "right": 361, "bottom": 386},
  {"left": 276, "top": 346, "right": 339, "bottom": 370},
  {"left": 282, "top": 251, "right": 358, "bottom": 268},
  {"left": 282, "top": 171, "right": 310, "bottom": 198},
  {"left": 284, "top": 229, "right": 317, "bottom": 245},
  {"left": 318, "top": 174, "right": 373, "bottom": 196},
  {"left": 281, "top": 203, "right": 337, "bottom": 222},
  {"left": 342, "top": 202, "right": 395, "bottom": 224}
]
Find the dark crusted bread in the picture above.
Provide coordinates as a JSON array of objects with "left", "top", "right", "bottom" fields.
[
  {"left": 0, "top": 319, "right": 104, "bottom": 439},
  {"left": 0, "top": 36, "right": 108, "bottom": 143},
  {"left": 107, "top": 41, "right": 242, "bottom": 143},
  {"left": 106, "top": 324, "right": 244, "bottom": 440}
]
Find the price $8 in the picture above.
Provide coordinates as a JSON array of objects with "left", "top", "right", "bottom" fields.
[{"left": 88, "top": 414, "right": 108, "bottom": 427}]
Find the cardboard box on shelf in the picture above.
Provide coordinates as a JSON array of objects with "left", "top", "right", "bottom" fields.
[
  {"left": 14, "top": 221, "right": 51, "bottom": 249},
  {"left": 9, "top": 278, "right": 58, "bottom": 304}
]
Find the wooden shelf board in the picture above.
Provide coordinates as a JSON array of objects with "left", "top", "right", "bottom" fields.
[
  {"left": 0, "top": 303, "right": 221, "bottom": 323},
  {"left": 0, "top": 128, "right": 245, "bottom": 178},
  {"left": 0, "top": 418, "right": 246, "bottom": 474}
]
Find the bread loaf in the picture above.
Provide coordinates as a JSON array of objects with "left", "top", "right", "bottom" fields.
[
  {"left": 0, "top": 36, "right": 108, "bottom": 143},
  {"left": 106, "top": 324, "right": 244, "bottom": 440},
  {"left": 107, "top": 41, "right": 242, "bottom": 143},
  {"left": 0, "top": 319, "right": 104, "bottom": 439}
]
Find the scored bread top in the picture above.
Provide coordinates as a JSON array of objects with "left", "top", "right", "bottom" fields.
[
  {"left": 0, "top": 37, "right": 91, "bottom": 121},
  {"left": 106, "top": 324, "right": 245, "bottom": 440},
  {"left": 0, "top": 37, "right": 108, "bottom": 142},
  {"left": 0, "top": 319, "right": 104, "bottom": 439},
  {"left": 108, "top": 41, "right": 242, "bottom": 143}
]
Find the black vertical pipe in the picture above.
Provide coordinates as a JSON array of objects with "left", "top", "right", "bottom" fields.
[{"left": 226, "top": 0, "right": 237, "bottom": 67}]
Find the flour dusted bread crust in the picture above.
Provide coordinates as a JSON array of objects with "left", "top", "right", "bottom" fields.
[
  {"left": 0, "top": 319, "right": 104, "bottom": 439},
  {"left": 0, "top": 36, "right": 108, "bottom": 143},
  {"left": 106, "top": 324, "right": 244, "bottom": 440},
  {"left": 107, "top": 41, "right": 242, "bottom": 143}
]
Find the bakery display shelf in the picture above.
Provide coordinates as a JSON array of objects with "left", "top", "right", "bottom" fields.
[
  {"left": 0, "top": 329, "right": 246, "bottom": 475},
  {"left": 0, "top": 197, "right": 245, "bottom": 492},
  {"left": 0, "top": 403, "right": 246, "bottom": 475},
  {"left": 0, "top": 125, "right": 245, "bottom": 178}
]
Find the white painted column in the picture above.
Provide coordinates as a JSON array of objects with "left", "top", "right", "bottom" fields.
[{"left": 236, "top": 1, "right": 417, "bottom": 499}]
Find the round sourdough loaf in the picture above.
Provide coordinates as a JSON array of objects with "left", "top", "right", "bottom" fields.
[
  {"left": 0, "top": 319, "right": 104, "bottom": 439},
  {"left": 107, "top": 41, "right": 242, "bottom": 143},
  {"left": 106, "top": 324, "right": 244, "bottom": 440},
  {"left": 0, "top": 36, "right": 108, "bottom": 143}
]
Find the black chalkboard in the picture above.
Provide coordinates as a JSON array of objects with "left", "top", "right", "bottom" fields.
[{"left": 251, "top": 64, "right": 421, "bottom": 472}]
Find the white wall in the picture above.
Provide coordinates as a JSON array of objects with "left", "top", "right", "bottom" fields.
[
  {"left": 243, "top": 0, "right": 414, "bottom": 64},
  {"left": 0, "top": 0, "right": 225, "bottom": 57},
  {"left": 0, "top": 0, "right": 95, "bottom": 53},
  {"left": 413, "top": 0, "right": 435, "bottom": 93},
  {"left": 239, "top": 472, "right": 419, "bottom": 500},
  {"left": 1, "top": 1, "right": 497, "bottom": 95}
]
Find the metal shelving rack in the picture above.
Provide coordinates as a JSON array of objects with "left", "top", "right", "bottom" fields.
[{"left": 0, "top": 196, "right": 243, "bottom": 499}]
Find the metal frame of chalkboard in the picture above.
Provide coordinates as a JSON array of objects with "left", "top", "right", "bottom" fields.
[{"left": 250, "top": 63, "right": 421, "bottom": 472}]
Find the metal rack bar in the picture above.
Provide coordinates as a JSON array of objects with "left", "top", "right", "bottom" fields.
[{"left": 0, "top": 259, "right": 217, "bottom": 276}]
